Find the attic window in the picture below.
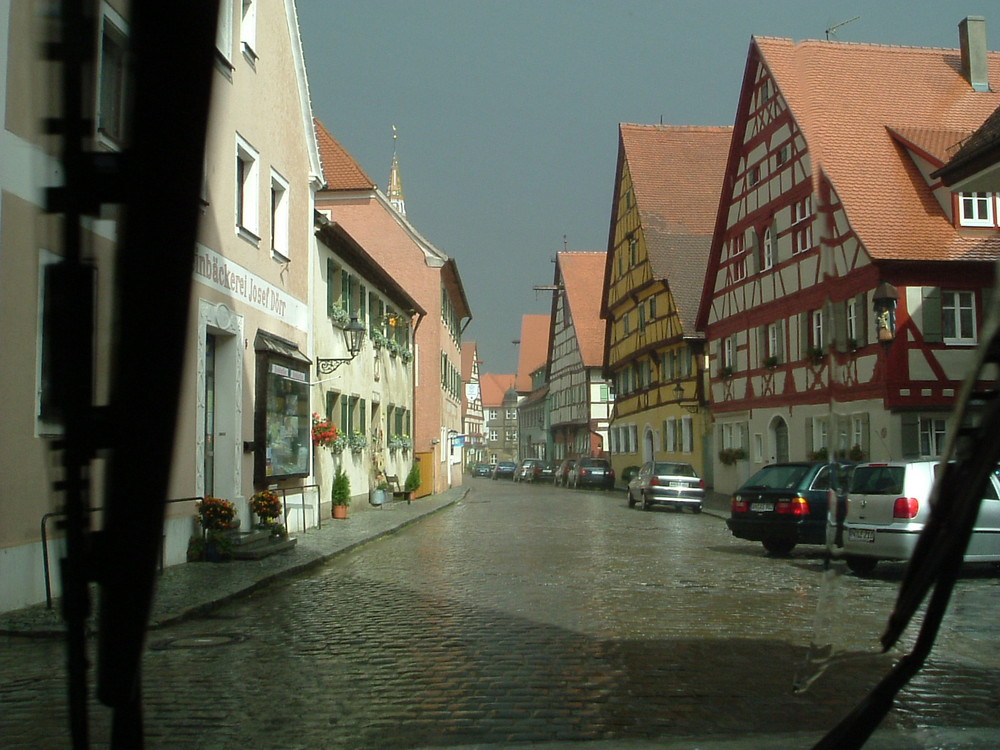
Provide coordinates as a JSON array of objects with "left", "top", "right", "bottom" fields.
[
  {"left": 749, "top": 165, "right": 760, "bottom": 186},
  {"left": 959, "top": 192, "right": 995, "bottom": 227}
]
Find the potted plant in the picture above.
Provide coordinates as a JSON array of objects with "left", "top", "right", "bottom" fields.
[
  {"left": 404, "top": 462, "right": 421, "bottom": 500},
  {"left": 331, "top": 466, "right": 351, "bottom": 519},
  {"left": 311, "top": 413, "right": 338, "bottom": 448},
  {"left": 370, "top": 472, "right": 389, "bottom": 506},
  {"left": 249, "top": 489, "right": 282, "bottom": 529},
  {"left": 763, "top": 355, "right": 779, "bottom": 370}
]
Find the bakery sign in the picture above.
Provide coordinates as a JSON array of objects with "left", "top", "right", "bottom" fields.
[{"left": 194, "top": 244, "right": 308, "bottom": 331}]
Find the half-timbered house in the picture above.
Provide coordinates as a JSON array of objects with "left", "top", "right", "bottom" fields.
[
  {"left": 601, "top": 124, "right": 732, "bottom": 483},
  {"left": 546, "top": 252, "right": 614, "bottom": 462},
  {"left": 696, "top": 18, "right": 1000, "bottom": 494}
]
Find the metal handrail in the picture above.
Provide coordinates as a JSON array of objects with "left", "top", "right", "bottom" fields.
[
  {"left": 274, "top": 484, "right": 320, "bottom": 532},
  {"left": 41, "top": 496, "right": 202, "bottom": 610}
]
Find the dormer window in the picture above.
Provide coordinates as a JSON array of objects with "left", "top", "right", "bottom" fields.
[{"left": 959, "top": 192, "right": 995, "bottom": 227}]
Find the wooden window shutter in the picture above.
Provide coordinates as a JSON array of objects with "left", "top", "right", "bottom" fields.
[
  {"left": 341, "top": 269, "right": 350, "bottom": 315},
  {"left": 856, "top": 293, "right": 868, "bottom": 348},
  {"left": 326, "top": 259, "right": 335, "bottom": 315},
  {"left": 900, "top": 412, "right": 920, "bottom": 457},
  {"left": 922, "top": 287, "right": 942, "bottom": 343},
  {"left": 800, "top": 312, "right": 810, "bottom": 357},
  {"left": 805, "top": 416, "right": 814, "bottom": 456},
  {"left": 358, "top": 283, "right": 367, "bottom": 324},
  {"left": 834, "top": 300, "right": 848, "bottom": 353}
]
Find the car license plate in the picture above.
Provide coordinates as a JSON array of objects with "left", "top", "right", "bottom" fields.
[
  {"left": 669, "top": 481, "right": 687, "bottom": 488},
  {"left": 750, "top": 502, "right": 773, "bottom": 512},
  {"left": 849, "top": 528, "right": 876, "bottom": 543}
]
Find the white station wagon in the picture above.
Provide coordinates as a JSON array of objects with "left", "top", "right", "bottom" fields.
[{"left": 842, "top": 460, "right": 1000, "bottom": 574}]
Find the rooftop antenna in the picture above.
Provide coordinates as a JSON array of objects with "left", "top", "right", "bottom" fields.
[
  {"left": 826, "top": 15, "right": 860, "bottom": 41},
  {"left": 563, "top": 234, "right": 568, "bottom": 251}
]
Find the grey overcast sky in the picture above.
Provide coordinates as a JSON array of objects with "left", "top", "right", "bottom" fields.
[{"left": 297, "top": 1, "right": 999, "bottom": 374}]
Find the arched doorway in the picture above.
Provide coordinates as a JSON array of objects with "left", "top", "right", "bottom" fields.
[{"left": 770, "top": 416, "right": 789, "bottom": 463}]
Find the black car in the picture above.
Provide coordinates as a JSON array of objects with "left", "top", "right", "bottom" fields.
[
  {"left": 727, "top": 462, "right": 852, "bottom": 555},
  {"left": 491, "top": 461, "right": 517, "bottom": 480},
  {"left": 568, "top": 457, "right": 616, "bottom": 490}
]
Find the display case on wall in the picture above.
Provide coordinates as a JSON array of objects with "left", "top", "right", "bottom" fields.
[{"left": 254, "top": 331, "right": 311, "bottom": 483}]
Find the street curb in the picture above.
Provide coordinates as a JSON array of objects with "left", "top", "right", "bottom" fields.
[{"left": 0, "top": 488, "right": 468, "bottom": 637}]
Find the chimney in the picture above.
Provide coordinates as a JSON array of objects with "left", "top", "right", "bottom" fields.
[{"left": 959, "top": 16, "right": 990, "bottom": 92}]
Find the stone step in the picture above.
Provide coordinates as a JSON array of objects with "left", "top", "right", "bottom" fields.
[{"left": 229, "top": 535, "right": 298, "bottom": 561}]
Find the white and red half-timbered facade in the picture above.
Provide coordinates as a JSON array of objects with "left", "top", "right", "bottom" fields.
[{"left": 697, "top": 19, "right": 1000, "bottom": 494}]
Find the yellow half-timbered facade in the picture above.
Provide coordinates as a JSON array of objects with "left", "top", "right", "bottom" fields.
[{"left": 601, "top": 124, "right": 732, "bottom": 483}]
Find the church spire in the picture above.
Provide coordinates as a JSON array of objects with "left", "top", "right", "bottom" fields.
[{"left": 387, "top": 125, "right": 406, "bottom": 217}]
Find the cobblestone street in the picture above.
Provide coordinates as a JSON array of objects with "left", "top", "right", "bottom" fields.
[{"left": 3, "top": 479, "right": 1000, "bottom": 748}]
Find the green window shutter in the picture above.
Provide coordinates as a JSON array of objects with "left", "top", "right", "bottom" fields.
[
  {"left": 326, "top": 390, "right": 337, "bottom": 422},
  {"left": 900, "top": 412, "right": 920, "bottom": 458},
  {"left": 341, "top": 270, "right": 350, "bottom": 315},
  {"left": 359, "top": 398, "right": 366, "bottom": 433},
  {"left": 800, "top": 311, "right": 810, "bottom": 357},
  {"left": 358, "top": 283, "right": 367, "bottom": 324},
  {"left": 340, "top": 395, "right": 348, "bottom": 432},
  {"left": 805, "top": 417, "right": 814, "bottom": 456},
  {"left": 856, "top": 293, "right": 868, "bottom": 348},
  {"left": 326, "top": 259, "right": 335, "bottom": 316},
  {"left": 922, "top": 287, "right": 942, "bottom": 343},
  {"left": 834, "top": 300, "right": 847, "bottom": 353}
]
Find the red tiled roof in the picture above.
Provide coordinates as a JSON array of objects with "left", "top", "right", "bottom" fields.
[
  {"left": 619, "top": 124, "right": 732, "bottom": 335},
  {"left": 558, "top": 251, "right": 607, "bottom": 367},
  {"left": 515, "top": 314, "right": 551, "bottom": 392},
  {"left": 480, "top": 372, "right": 516, "bottom": 408},
  {"left": 754, "top": 36, "right": 1000, "bottom": 262},
  {"left": 314, "top": 118, "right": 376, "bottom": 191},
  {"left": 461, "top": 341, "right": 479, "bottom": 380}
]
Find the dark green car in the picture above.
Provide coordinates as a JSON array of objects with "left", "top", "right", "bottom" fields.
[{"left": 727, "top": 462, "right": 853, "bottom": 555}]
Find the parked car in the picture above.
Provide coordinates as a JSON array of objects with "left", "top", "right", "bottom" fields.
[
  {"left": 842, "top": 460, "right": 1000, "bottom": 574},
  {"left": 568, "top": 457, "right": 616, "bottom": 490},
  {"left": 727, "top": 462, "right": 853, "bottom": 555},
  {"left": 553, "top": 458, "right": 576, "bottom": 487},
  {"left": 491, "top": 461, "right": 517, "bottom": 480},
  {"left": 471, "top": 463, "right": 492, "bottom": 477},
  {"left": 514, "top": 458, "right": 554, "bottom": 483},
  {"left": 627, "top": 461, "right": 705, "bottom": 512}
]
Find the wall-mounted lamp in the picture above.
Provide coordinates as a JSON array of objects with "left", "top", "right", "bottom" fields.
[
  {"left": 316, "top": 313, "right": 366, "bottom": 374},
  {"left": 673, "top": 382, "right": 700, "bottom": 414},
  {"left": 873, "top": 281, "right": 899, "bottom": 346}
]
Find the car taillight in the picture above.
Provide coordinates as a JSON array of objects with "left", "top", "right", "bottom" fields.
[
  {"left": 610, "top": 469, "right": 616, "bottom": 478},
  {"left": 650, "top": 476, "right": 660, "bottom": 486},
  {"left": 732, "top": 497, "right": 748, "bottom": 513},
  {"left": 698, "top": 479, "right": 705, "bottom": 489},
  {"left": 777, "top": 496, "right": 810, "bottom": 516},
  {"left": 893, "top": 497, "right": 919, "bottom": 519}
]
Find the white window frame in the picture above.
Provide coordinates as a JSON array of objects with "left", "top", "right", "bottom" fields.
[
  {"left": 753, "top": 433, "right": 764, "bottom": 463},
  {"left": 724, "top": 336, "right": 735, "bottom": 370},
  {"left": 761, "top": 227, "right": 774, "bottom": 271},
  {"left": 941, "top": 290, "right": 977, "bottom": 345},
  {"left": 811, "top": 309, "right": 824, "bottom": 348},
  {"left": 919, "top": 416, "right": 947, "bottom": 457},
  {"left": 236, "top": 134, "right": 260, "bottom": 241},
  {"left": 487, "top": 409, "right": 497, "bottom": 421},
  {"left": 847, "top": 298, "right": 858, "bottom": 342},
  {"left": 959, "top": 192, "right": 995, "bottom": 227},
  {"left": 97, "top": 7, "right": 128, "bottom": 147},
  {"left": 814, "top": 419, "right": 829, "bottom": 453},
  {"left": 270, "top": 169, "right": 289, "bottom": 260},
  {"left": 681, "top": 416, "right": 693, "bottom": 453},
  {"left": 240, "top": 0, "right": 257, "bottom": 60},
  {"left": 216, "top": 0, "right": 234, "bottom": 65},
  {"left": 767, "top": 322, "right": 781, "bottom": 361},
  {"left": 664, "top": 418, "right": 677, "bottom": 452},
  {"left": 489, "top": 429, "right": 498, "bottom": 442},
  {"left": 629, "top": 424, "right": 638, "bottom": 453}
]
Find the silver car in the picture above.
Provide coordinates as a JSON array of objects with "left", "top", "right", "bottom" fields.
[
  {"left": 627, "top": 461, "right": 705, "bottom": 512},
  {"left": 842, "top": 460, "right": 1000, "bottom": 574}
]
